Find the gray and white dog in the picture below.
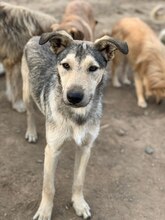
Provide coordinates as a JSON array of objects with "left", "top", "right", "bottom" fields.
[{"left": 22, "top": 30, "right": 128, "bottom": 220}]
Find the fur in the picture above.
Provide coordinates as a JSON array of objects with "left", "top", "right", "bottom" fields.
[
  {"left": 111, "top": 17, "right": 165, "bottom": 108},
  {"left": 51, "top": 0, "right": 97, "bottom": 41},
  {"left": 0, "top": 2, "right": 57, "bottom": 112},
  {"left": 21, "top": 30, "right": 128, "bottom": 220}
]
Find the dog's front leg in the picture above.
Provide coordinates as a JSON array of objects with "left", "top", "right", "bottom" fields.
[
  {"left": 72, "top": 140, "right": 93, "bottom": 219},
  {"left": 33, "top": 123, "right": 66, "bottom": 220},
  {"left": 134, "top": 72, "right": 147, "bottom": 108}
]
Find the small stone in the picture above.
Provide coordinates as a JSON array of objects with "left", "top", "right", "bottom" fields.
[
  {"left": 117, "top": 129, "right": 126, "bottom": 136},
  {"left": 65, "top": 205, "right": 69, "bottom": 210},
  {"left": 144, "top": 146, "right": 155, "bottom": 155},
  {"left": 128, "top": 197, "right": 133, "bottom": 202}
]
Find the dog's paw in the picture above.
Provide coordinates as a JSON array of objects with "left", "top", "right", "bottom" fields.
[
  {"left": 25, "top": 130, "right": 38, "bottom": 143},
  {"left": 123, "top": 78, "right": 131, "bottom": 85},
  {"left": 112, "top": 80, "right": 122, "bottom": 88},
  {"left": 33, "top": 201, "right": 53, "bottom": 220},
  {"left": 72, "top": 197, "right": 91, "bottom": 219},
  {"left": 138, "top": 100, "right": 147, "bottom": 108},
  {"left": 13, "top": 100, "right": 26, "bottom": 113}
]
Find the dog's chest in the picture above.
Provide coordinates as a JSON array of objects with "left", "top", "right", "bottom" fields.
[
  {"left": 71, "top": 124, "right": 87, "bottom": 146},
  {"left": 51, "top": 111, "right": 88, "bottom": 146},
  {"left": 58, "top": 113, "right": 88, "bottom": 146}
]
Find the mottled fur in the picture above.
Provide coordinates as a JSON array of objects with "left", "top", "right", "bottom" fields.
[
  {"left": 0, "top": 2, "right": 57, "bottom": 112},
  {"left": 21, "top": 30, "right": 128, "bottom": 220},
  {"left": 111, "top": 17, "right": 165, "bottom": 108},
  {"left": 51, "top": 0, "right": 97, "bottom": 41}
]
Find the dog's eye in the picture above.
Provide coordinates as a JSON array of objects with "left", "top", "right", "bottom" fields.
[
  {"left": 88, "top": 66, "right": 98, "bottom": 72},
  {"left": 62, "top": 63, "right": 70, "bottom": 70}
]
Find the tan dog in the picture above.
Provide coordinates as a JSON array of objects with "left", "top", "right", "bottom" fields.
[
  {"left": 0, "top": 2, "right": 57, "bottom": 112},
  {"left": 51, "top": 0, "right": 97, "bottom": 41},
  {"left": 111, "top": 17, "right": 165, "bottom": 108}
]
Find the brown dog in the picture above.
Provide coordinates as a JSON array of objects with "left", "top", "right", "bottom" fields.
[
  {"left": 51, "top": 0, "right": 97, "bottom": 41},
  {"left": 0, "top": 2, "right": 57, "bottom": 112},
  {"left": 111, "top": 17, "right": 165, "bottom": 108}
]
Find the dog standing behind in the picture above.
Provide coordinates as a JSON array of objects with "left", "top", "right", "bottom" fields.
[
  {"left": 0, "top": 2, "right": 57, "bottom": 112},
  {"left": 151, "top": 5, "right": 165, "bottom": 44},
  {"left": 21, "top": 30, "right": 128, "bottom": 219},
  {"left": 51, "top": 0, "right": 97, "bottom": 41},
  {"left": 111, "top": 17, "right": 165, "bottom": 108}
]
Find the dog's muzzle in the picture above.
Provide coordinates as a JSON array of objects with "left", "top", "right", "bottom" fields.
[
  {"left": 64, "top": 86, "right": 90, "bottom": 108},
  {"left": 67, "top": 90, "right": 84, "bottom": 105}
]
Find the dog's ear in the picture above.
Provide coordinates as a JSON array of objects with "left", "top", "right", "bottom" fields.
[
  {"left": 94, "top": 35, "right": 128, "bottom": 61},
  {"left": 51, "top": 23, "right": 60, "bottom": 31},
  {"left": 39, "top": 30, "right": 73, "bottom": 54},
  {"left": 69, "top": 27, "right": 84, "bottom": 40}
]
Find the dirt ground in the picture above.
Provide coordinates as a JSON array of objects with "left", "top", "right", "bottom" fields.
[{"left": 1, "top": 0, "right": 165, "bottom": 220}]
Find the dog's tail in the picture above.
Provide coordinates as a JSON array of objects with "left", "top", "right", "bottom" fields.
[{"left": 151, "top": 5, "right": 165, "bottom": 23}]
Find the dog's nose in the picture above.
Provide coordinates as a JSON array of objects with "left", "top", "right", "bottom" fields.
[{"left": 67, "top": 90, "right": 84, "bottom": 104}]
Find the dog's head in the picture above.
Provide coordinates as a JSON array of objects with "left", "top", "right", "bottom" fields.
[
  {"left": 39, "top": 30, "right": 128, "bottom": 108},
  {"left": 51, "top": 23, "right": 84, "bottom": 40}
]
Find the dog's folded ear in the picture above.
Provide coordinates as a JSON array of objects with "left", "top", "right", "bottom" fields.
[
  {"left": 39, "top": 30, "right": 73, "bottom": 54},
  {"left": 94, "top": 35, "right": 129, "bottom": 61},
  {"left": 69, "top": 27, "right": 84, "bottom": 40}
]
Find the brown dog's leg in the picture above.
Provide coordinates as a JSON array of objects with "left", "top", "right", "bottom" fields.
[
  {"left": 143, "top": 77, "right": 152, "bottom": 100},
  {"left": 111, "top": 58, "right": 121, "bottom": 88},
  {"left": 134, "top": 72, "right": 147, "bottom": 108},
  {"left": 121, "top": 58, "right": 131, "bottom": 86}
]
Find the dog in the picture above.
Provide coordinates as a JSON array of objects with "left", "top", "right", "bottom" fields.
[
  {"left": 151, "top": 5, "right": 165, "bottom": 23},
  {"left": 0, "top": 2, "right": 57, "bottom": 112},
  {"left": 21, "top": 30, "right": 128, "bottom": 219},
  {"left": 51, "top": 0, "right": 97, "bottom": 41},
  {"left": 111, "top": 17, "right": 165, "bottom": 108},
  {"left": 151, "top": 5, "right": 165, "bottom": 44}
]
